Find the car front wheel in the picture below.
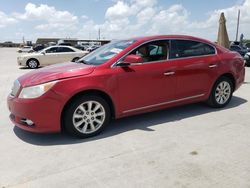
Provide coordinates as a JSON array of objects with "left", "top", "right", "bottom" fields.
[
  {"left": 27, "top": 59, "right": 39, "bottom": 69},
  {"left": 207, "top": 76, "right": 233, "bottom": 108},
  {"left": 63, "top": 95, "right": 111, "bottom": 138}
]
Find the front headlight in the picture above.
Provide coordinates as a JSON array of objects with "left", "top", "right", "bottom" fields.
[{"left": 19, "top": 81, "right": 57, "bottom": 99}]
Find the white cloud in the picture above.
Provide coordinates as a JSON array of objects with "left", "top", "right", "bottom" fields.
[
  {"left": 91, "top": 0, "right": 250, "bottom": 41},
  {"left": 81, "top": 15, "right": 89, "bottom": 20},
  {"left": 0, "top": 11, "right": 17, "bottom": 28},
  {"left": 105, "top": 1, "right": 131, "bottom": 19},
  {"left": 2, "top": 0, "right": 250, "bottom": 42},
  {"left": 14, "top": 3, "right": 78, "bottom": 31},
  {"left": 184, "top": 0, "right": 250, "bottom": 40}
]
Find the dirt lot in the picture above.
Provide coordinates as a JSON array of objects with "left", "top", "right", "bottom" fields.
[{"left": 0, "top": 47, "right": 250, "bottom": 188}]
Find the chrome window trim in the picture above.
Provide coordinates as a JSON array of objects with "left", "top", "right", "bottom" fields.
[
  {"left": 111, "top": 38, "right": 217, "bottom": 68},
  {"left": 122, "top": 94, "right": 205, "bottom": 114}
]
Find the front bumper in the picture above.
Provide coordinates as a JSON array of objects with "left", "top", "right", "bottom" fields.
[
  {"left": 7, "top": 90, "right": 64, "bottom": 133},
  {"left": 17, "top": 58, "right": 26, "bottom": 66}
]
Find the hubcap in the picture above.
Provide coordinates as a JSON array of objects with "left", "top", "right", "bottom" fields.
[
  {"left": 215, "top": 81, "right": 231, "bottom": 105},
  {"left": 29, "top": 60, "right": 37, "bottom": 68},
  {"left": 72, "top": 101, "right": 105, "bottom": 134}
]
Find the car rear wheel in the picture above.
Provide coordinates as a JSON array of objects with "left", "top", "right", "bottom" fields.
[
  {"left": 27, "top": 59, "right": 39, "bottom": 69},
  {"left": 207, "top": 76, "right": 233, "bottom": 108},
  {"left": 63, "top": 95, "right": 111, "bottom": 138}
]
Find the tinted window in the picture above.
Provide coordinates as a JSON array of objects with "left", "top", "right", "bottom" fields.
[
  {"left": 58, "top": 47, "right": 75, "bottom": 53},
  {"left": 129, "top": 40, "right": 169, "bottom": 63},
  {"left": 45, "top": 47, "right": 58, "bottom": 53},
  {"left": 170, "top": 40, "right": 215, "bottom": 59}
]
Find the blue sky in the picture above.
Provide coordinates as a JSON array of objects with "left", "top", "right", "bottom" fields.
[{"left": 0, "top": 0, "right": 249, "bottom": 42}]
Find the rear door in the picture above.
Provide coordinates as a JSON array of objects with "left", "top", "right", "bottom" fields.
[
  {"left": 57, "top": 47, "right": 77, "bottom": 62},
  {"left": 169, "top": 39, "right": 219, "bottom": 99}
]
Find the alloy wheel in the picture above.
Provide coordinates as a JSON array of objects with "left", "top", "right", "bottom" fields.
[
  {"left": 215, "top": 81, "right": 231, "bottom": 105},
  {"left": 28, "top": 60, "right": 38, "bottom": 68},
  {"left": 72, "top": 101, "right": 106, "bottom": 134}
]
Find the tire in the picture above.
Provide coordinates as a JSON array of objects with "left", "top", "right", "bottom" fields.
[
  {"left": 207, "top": 76, "right": 233, "bottom": 108},
  {"left": 27, "top": 59, "right": 39, "bottom": 69},
  {"left": 63, "top": 95, "right": 111, "bottom": 138},
  {"left": 72, "top": 57, "right": 80, "bottom": 62},
  {"left": 246, "top": 60, "right": 250, "bottom": 67}
]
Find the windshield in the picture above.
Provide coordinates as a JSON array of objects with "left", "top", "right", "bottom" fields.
[{"left": 78, "top": 40, "right": 136, "bottom": 65}]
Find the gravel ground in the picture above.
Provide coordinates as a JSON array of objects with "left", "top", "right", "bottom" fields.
[{"left": 0, "top": 47, "right": 250, "bottom": 188}]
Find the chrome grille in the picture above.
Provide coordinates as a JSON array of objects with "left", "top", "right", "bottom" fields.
[{"left": 10, "top": 80, "right": 21, "bottom": 97}]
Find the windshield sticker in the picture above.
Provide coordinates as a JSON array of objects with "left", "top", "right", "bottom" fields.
[{"left": 110, "top": 48, "right": 123, "bottom": 54}]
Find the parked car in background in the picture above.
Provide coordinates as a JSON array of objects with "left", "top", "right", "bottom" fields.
[
  {"left": 17, "top": 46, "right": 34, "bottom": 53},
  {"left": 58, "top": 42, "right": 72, "bottom": 46},
  {"left": 230, "top": 45, "right": 248, "bottom": 56},
  {"left": 244, "top": 52, "right": 250, "bottom": 66},
  {"left": 86, "top": 45, "right": 100, "bottom": 52},
  {"left": 75, "top": 44, "right": 88, "bottom": 51},
  {"left": 8, "top": 35, "right": 245, "bottom": 138},
  {"left": 244, "top": 43, "right": 250, "bottom": 52},
  {"left": 33, "top": 44, "right": 46, "bottom": 52},
  {"left": 17, "top": 46, "right": 88, "bottom": 68}
]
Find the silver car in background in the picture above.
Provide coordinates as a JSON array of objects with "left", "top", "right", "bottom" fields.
[{"left": 17, "top": 46, "right": 89, "bottom": 68}]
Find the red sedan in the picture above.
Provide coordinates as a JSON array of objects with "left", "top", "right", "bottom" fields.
[{"left": 7, "top": 35, "right": 245, "bottom": 138}]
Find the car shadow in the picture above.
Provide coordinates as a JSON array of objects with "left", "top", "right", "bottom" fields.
[
  {"left": 13, "top": 96, "right": 247, "bottom": 146},
  {"left": 19, "top": 67, "right": 42, "bottom": 70}
]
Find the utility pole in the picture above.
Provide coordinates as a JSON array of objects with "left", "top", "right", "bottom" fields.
[
  {"left": 98, "top": 28, "right": 101, "bottom": 40},
  {"left": 235, "top": 9, "right": 240, "bottom": 41}
]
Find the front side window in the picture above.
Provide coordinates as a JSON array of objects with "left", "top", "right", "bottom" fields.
[
  {"left": 128, "top": 40, "right": 169, "bottom": 63},
  {"left": 170, "top": 40, "right": 215, "bottom": 59}
]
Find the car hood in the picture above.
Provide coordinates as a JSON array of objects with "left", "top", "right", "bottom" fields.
[{"left": 18, "top": 62, "right": 95, "bottom": 87}]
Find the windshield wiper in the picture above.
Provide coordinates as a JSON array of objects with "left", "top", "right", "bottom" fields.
[{"left": 76, "top": 59, "right": 90, "bottom": 65}]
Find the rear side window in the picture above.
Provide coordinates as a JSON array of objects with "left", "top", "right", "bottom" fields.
[
  {"left": 57, "top": 47, "right": 75, "bottom": 53},
  {"left": 170, "top": 40, "right": 215, "bottom": 59}
]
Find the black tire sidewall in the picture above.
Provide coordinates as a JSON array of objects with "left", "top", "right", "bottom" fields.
[
  {"left": 209, "top": 77, "right": 233, "bottom": 108},
  {"left": 63, "top": 95, "right": 111, "bottom": 138}
]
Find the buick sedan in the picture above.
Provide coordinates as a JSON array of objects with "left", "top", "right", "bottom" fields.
[{"left": 8, "top": 35, "right": 245, "bottom": 138}]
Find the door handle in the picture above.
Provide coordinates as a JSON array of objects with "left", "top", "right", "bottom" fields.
[
  {"left": 164, "top": 71, "right": 175, "bottom": 76},
  {"left": 209, "top": 64, "right": 218, "bottom": 68}
]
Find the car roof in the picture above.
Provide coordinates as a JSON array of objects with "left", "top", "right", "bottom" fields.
[{"left": 129, "top": 35, "right": 216, "bottom": 45}]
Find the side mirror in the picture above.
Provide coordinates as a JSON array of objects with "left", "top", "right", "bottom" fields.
[
  {"left": 118, "top": 55, "right": 143, "bottom": 66},
  {"left": 41, "top": 51, "right": 45, "bottom": 55}
]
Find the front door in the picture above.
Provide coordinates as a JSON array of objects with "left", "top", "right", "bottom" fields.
[{"left": 116, "top": 40, "right": 177, "bottom": 114}]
